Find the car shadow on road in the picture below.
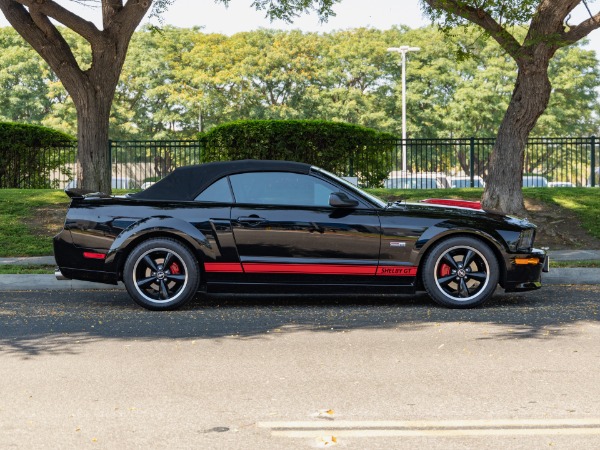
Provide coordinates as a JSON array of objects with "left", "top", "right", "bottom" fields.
[{"left": 0, "top": 284, "right": 597, "bottom": 358}]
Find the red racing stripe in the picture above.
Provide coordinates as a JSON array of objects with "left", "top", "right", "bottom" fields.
[
  {"left": 204, "top": 262, "right": 244, "bottom": 273},
  {"left": 204, "top": 262, "right": 418, "bottom": 277},
  {"left": 243, "top": 263, "right": 376, "bottom": 275}
]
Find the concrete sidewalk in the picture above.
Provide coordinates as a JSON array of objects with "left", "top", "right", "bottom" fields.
[
  {"left": 0, "top": 250, "right": 598, "bottom": 291},
  {"left": 0, "top": 275, "right": 124, "bottom": 291},
  {"left": 547, "top": 249, "right": 600, "bottom": 261},
  {"left": 0, "top": 255, "right": 122, "bottom": 291},
  {"left": 0, "top": 256, "right": 56, "bottom": 266}
]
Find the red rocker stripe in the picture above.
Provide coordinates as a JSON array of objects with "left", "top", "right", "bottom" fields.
[{"left": 204, "top": 262, "right": 418, "bottom": 276}]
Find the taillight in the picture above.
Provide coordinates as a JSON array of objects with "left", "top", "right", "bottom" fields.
[{"left": 83, "top": 252, "right": 106, "bottom": 260}]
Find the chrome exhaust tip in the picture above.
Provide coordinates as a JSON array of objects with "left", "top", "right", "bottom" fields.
[{"left": 55, "top": 268, "right": 70, "bottom": 280}]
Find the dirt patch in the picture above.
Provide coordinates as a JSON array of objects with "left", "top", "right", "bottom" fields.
[
  {"left": 524, "top": 198, "right": 600, "bottom": 250},
  {"left": 29, "top": 205, "right": 68, "bottom": 239}
]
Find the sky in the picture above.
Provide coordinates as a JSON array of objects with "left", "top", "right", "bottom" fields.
[
  {"left": 154, "top": 0, "right": 600, "bottom": 53},
  {"left": 1, "top": 0, "right": 599, "bottom": 54},
  {"left": 152, "top": 0, "right": 428, "bottom": 33}
]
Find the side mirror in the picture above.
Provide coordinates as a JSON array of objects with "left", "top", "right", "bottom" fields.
[{"left": 329, "top": 192, "right": 359, "bottom": 208}]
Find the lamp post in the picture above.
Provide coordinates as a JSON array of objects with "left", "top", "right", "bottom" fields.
[{"left": 387, "top": 46, "right": 420, "bottom": 172}]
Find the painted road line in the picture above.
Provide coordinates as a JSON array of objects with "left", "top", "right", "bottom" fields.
[
  {"left": 270, "top": 428, "right": 600, "bottom": 438},
  {"left": 258, "top": 418, "right": 600, "bottom": 429},
  {"left": 258, "top": 418, "right": 600, "bottom": 438}
]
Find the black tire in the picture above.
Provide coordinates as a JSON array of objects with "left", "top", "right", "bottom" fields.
[
  {"left": 422, "top": 236, "right": 499, "bottom": 308},
  {"left": 123, "top": 238, "right": 200, "bottom": 310}
]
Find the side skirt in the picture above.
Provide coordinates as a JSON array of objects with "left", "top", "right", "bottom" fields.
[{"left": 205, "top": 282, "right": 418, "bottom": 295}]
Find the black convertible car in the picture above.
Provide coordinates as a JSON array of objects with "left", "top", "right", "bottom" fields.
[{"left": 54, "top": 160, "right": 548, "bottom": 310}]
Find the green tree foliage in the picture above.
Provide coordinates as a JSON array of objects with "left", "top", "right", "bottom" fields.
[
  {"left": 0, "top": 25, "right": 597, "bottom": 141},
  {"left": 114, "top": 26, "right": 198, "bottom": 139},
  {"left": 109, "top": 25, "right": 600, "bottom": 140},
  {"left": 0, "top": 0, "right": 339, "bottom": 193},
  {"left": 0, "top": 28, "right": 53, "bottom": 123},
  {"left": 200, "top": 119, "right": 396, "bottom": 186},
  {"left": 536, "top": 44, "right": 600, "bottom": 137},
  {"left": 420, "top": 0, "right": 600, "bottom": 214}
]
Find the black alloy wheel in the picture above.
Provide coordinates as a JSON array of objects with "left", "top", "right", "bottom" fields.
[
  {"left": 422, "top": 236, "right": 499, "bottom": 308},
  {"left": 123, "top": 238, "right": 200, "bottom": 310}
]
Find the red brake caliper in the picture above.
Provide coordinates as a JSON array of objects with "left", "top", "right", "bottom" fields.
[
  {"left": 440, "top": 264, "right": 451, "bottom": 277},
  {"left": 169, "top": 262, "right": 181, "bottom": 275}
]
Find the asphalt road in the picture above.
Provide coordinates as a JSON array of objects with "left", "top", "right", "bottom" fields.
[{"left": 1, "top": 286, "right": 599, "bottom": 449}]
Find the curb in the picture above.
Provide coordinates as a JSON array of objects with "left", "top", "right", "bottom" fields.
[
  {"left": 542, "top": 268, "right": 600, "bottom": 285},
  {"left": 0, "top": 275, "right": 124, "bottom": 291},
  {"left": 0, "top": 270, "right": 598, "bottom": 291},
  {"left": 0, "top": 256, "right": 56, "bottom": 266},
  {"left": 548, "top": 250, "right": 600, "bottom": 261}
]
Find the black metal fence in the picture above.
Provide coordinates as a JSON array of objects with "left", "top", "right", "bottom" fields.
[
  {"left": 109, "top": 140, "right": 203, "bottom": 189},
  {"left": 0, "top": 142, "right": 75, "bottom": 189},
  {"left": 3, "top": 137, "right": 598, "bottom": 189},
  {"left": 374, "top": 137, "right": 598, "bottom": 188}
]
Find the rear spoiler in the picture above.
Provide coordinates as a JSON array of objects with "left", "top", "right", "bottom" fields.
[{"left": 64, "top": 188, "right": 112, "bottom": 199}]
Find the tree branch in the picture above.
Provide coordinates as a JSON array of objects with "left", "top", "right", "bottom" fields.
[
  {"left": 562, "top": 11, "right": 600, "bottom": 45},
  {"left": 423, "top": 0, "right": 523, "bottom": 59},
  {"left": 14, "top": 0, "right": 100, "bottom": 42},
  {"left": 102, "top": 0, "right": 123, "bottom": 29},
  {"left": 0, "top": 0, "right": 86, "bottom": 98},
  {"left": 112, "top": 0, "right": 152, "bottom": 40}
]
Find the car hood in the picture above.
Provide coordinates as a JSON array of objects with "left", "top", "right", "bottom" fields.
[{"left": 386, "top": 201, "right": 535, "bottom": 230}]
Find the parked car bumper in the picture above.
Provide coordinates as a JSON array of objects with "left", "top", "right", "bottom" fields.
[{"left": 503, "top": 248, "right": 548, "bottom": 292}]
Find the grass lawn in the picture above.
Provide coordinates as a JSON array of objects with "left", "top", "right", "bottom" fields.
[
  {"left": 0, "top": 190, "right": 70, "bottom": 257},
  {"left": 0, "top": 265, "right": 56, "bottom": 274},
  {"left": 551, "top": 260, "right": 600, "bottom": 268},
  {"left": 522, "top": 188, "right": 600, "bottom": 239}
]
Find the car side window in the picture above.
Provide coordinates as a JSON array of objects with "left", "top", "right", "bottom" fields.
[
  {"left": 194, "top": 177, "right": 233, "bottom": 203},
  {"left": 229, "top": 172, "right": 338, "bottom": 207}
]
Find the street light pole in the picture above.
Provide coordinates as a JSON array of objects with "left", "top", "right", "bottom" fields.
[{"left": 387, "top": 46, "right": 420, "bottom": 172}]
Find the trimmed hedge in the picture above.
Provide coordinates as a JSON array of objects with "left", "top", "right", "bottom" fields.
[
  {"left": 199, "top": 120, "right": 396, "bottom": 186},
  {"left": 0, "top": 122, "right": 75, "bottom": 188}
]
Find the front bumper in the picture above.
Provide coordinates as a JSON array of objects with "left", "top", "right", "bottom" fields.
[{"left": 503, "top": 248, "right": 548, "bottom": 292}]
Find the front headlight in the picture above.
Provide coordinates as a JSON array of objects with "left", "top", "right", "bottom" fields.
[{"left": 516, "top": 229, "right": 535, "bottom": 251}]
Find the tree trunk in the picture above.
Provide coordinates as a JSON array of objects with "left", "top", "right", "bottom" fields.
[
  {"left": 481, "top": 57, "right": 552, "bottom": 216},
  {"left": 0, "top": 0, "right": 151, "bottom": 193},
  {"left": 76, "top": 90, "right": 113, "bottom": 192}
]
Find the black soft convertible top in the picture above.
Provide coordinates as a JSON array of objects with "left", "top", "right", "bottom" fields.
[{"left": 133, "top": 159, "right": 312, "bottom": 201}]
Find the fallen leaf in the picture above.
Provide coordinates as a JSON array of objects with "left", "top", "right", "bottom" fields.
[{"left": 316, "top": 435, "right": 338, "bottom": 447}]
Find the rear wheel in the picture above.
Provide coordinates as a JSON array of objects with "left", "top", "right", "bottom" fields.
[
  {"left": 123, "top": 238, "right": 200, "bottom": 310},
  {"left": 422, "top": 236, "right": 499, "bottom": 308}
]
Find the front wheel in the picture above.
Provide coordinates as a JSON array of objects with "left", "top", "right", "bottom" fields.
[
  {"left": 123, "top": 238, "right": 200, "bottom": 310},
  {"left": 422, "top": 236, "right": 499, "bottom": 308}
]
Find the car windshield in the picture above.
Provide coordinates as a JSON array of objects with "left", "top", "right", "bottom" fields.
[{"left": 312, "top": 167, "right": 387, "bottom": 208}]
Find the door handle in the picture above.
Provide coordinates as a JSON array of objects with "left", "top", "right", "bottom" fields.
[{"left": 237, "top": 215, "right": 267, "bottom": 226}]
